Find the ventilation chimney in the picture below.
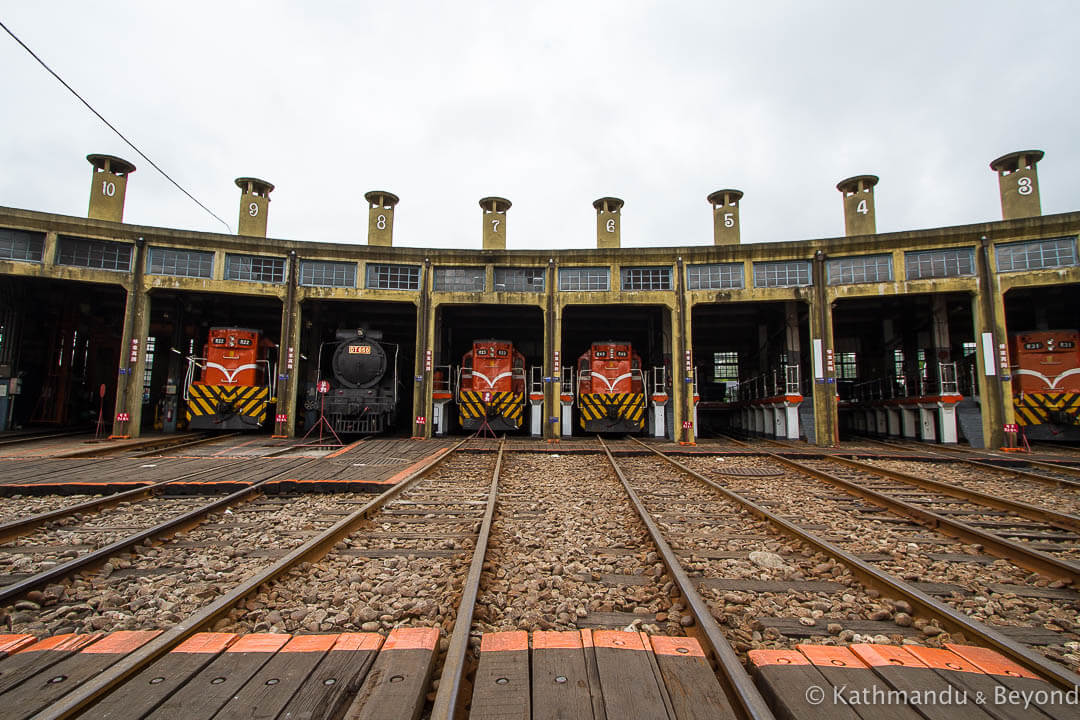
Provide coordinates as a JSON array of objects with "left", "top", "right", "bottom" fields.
[
  {"left": 480, "top": 197, "right": 511, "bottom": 250},
  {"left": 836, "top": 175, "right": 878, "bottom": 236},
  {"left": 990, "top": 150, "right": 1043, "bottom": 220},
  {"left": 707, "top": 189, "right": 743, "bottom": 245},
  {"left": 235, "top": 177, "right": 274, "bottom": 237},
  {"left": 593, "top": 197, "right": 624, "bottom": 249},
  {"left": 365, "top": 191, "right": 399, "bottom": 246},
  {"left": 87, "top": 154, "right": 135, "bottom": 222}
]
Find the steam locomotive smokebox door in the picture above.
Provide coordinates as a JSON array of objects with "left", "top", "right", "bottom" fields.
[{"left": 333, "top": 341, "right": 388, "bottom": 388}]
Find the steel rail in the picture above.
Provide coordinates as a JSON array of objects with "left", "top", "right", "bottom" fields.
[
  {"left": 430, "top": 438, "right": 504, "bottom": 720},
  {"left": 0, "top": 430, "right": 90, "bottom": 447},
  {"left": 600, "top": 438, "right": 776, "bottom": 720},
  {"left": 0, "top": 474, "right": 280, "bottom": 604},
  {"left": 628, "top": 436, "right": 1080, "bottom": 690},
  {"left": 768, "top": 452, "right": 1080, "bottom": 585},
  {"left": 821, "top": 454, "right": 1080, "bottom": 534},
  {"left": 854, "top": 436, "right": 1080, "bottom": 487},
  {"left": 0, "top": 464, "right": 226, "bottom": 543},
  {"left": 36, "top": 437, "right": 470, "bottom": 720}
]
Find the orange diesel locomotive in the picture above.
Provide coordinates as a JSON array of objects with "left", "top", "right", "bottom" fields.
[
  {"left": 576, "top": 340, "right": 646, "bottom": 433},
  {"left": 1009, "top": 329, "right": 1080, "bottom": 440},
  {"left": 184, "top": 327, "right": 275, "bottom": 430},
  {"left": 456, "top": 339, "right": 526, "bottom": 431}
]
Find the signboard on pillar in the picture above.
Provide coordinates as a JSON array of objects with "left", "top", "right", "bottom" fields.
[
  {"left": 287, "top": 346, "right": 295, "bottom": 371},
  {"left": 825, "top": 348, "right": 835, "bottom": 375},
  {"left": 981, "top": 332, "right": 996, "bottom": 375},
  {"left": 553, "top": 350, "right": 560, "bottom": 374},
  {"left": 129, "top": 337, "right": 140, "bottom": 364},
  {"left": 424, "top": 349, "right": 432, "bottom": 373},
  {"left": 813, "top": 338, "right": 824, "bottom": 379}
]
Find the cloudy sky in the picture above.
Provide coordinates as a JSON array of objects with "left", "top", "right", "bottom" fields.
[{"left": 1, "top": 2, "right": 1077, "bottom": 250}]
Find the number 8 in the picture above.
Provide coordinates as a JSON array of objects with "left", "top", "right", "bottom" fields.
[{"left": 377, "top": 214, "right": 387, "bottom": 230}]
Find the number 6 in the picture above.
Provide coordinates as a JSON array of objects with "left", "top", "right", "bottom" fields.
[{"left": 605, "top": 218, "right": 615, "bottom": 233}]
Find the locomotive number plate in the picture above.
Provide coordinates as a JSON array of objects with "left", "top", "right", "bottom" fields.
[{"left": 348, "top": 345, "right": 372, "bottom": 354}]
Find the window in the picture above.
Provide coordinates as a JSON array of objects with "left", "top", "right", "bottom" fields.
[
  {"left": 713, "top": 352, "right": 738, "bottom": 382},
  {"left": 56, "top": 236, "right": 132, "bottom": 272},
  {"left": 0, "top": 228, "right": 45, "bottom": 263},
  {"left": 995, "top": 237, "right": 1078, "bottom": 273},
  {"left": 753, "top": 260, "right": 812, "bottom": 288},
  {"left": 434, "top": 266, "right": 485, "bottom": 292},
  {"left": 366, "top": 263, "right": 421, "bottom": 290},
  {"left": 904, "top": 248, "right": 974, "bottom": 280},
  {"left": 148, "top": 247, "right": 214, "bottom": 278},
  {"left": 494, "top": 267, "right": 545, "bottom": 292},
  {"left": 827, "top": 254, "right": 892, "bottom": 285},
  {"left": 300, "top": 260, "right": 356, "bottom": 288},
  {"left": 893, "top": 349, "right": 905, "bottom": 377},
  {"left": 687, "top": 263, "right": 743, "bottom": 290},
  {"left": 962, "top": 342, "right": 976, "bottom": 357},
  {"left": 225, "top": 254, "right": 286, "bottom": 283},
  {"left": 559, "top": 267, "right": 610, "bottom": 291},
  {"left": 837, "top": 352, "right": 857, "bottom": 380},
  {"left": 621, "top": 266, "right": 672, "bottom": 290}
]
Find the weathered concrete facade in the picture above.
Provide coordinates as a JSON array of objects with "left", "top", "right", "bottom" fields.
[{"left": 1, "top": 151, "right": 1077, "bottom": 447}]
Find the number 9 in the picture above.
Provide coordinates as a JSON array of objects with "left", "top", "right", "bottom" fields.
[{"left": 248, "top": 202, "right": 259, "bottom": 217}]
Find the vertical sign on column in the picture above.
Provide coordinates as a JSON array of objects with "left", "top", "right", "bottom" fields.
[
  {"left": 813, "top": 338, "right": 824, "bottom": 380},
  {"left": 998, "top": 343, "right": 1010, "bottom": 378},
  {"left": 981, "top": 332, "right": 996, "bottom": 376},
  {"left": 425, "top": 349, "right": 432, "bottom": 372},
  {"left": 129, "top": 337, "right": 140, "bottom": 364},
  {"left": 286, "top": 347, "right": 295, "bottom": 371}
]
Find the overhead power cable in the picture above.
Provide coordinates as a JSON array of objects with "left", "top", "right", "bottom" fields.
[{"left": 0, "top": 18, "right": 233, "bottom": 233}]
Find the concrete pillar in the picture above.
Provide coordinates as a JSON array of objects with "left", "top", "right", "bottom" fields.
[
  {"left": 235, "top": 177, "right": 274, "bottom": 237},
  {"left": 901, "top": 406, "right": 918, "bottom": 438},
  {"left": 836, "top": 175, "right": 878, "bottom": 236},
  {"left": 919, "top": 405, "right": 937, "bottom": 441},
  {"left": 876, "top": 408, "right": 888, "bottom": 436},
  {"left": 273, "top": 251, "right": 300, "bottom": 438},
  {"left": 365, "top": 191, "right": 399, "bottom": 246},
  {"left": 707, "top": 189, "right": 743, "bottom": 245},
  {"left": 111, "top": 239, "right": 148, "bottom": 438},
  {"left": 974, "top": 236, "right": 1013, "bottom": 449},
  {"left": 87, "top": 154, "right": 135, "bottom": 222},
  {"left": 414, "top": 260, "right": 434, "bottom": 438},
  {"left": 886, "top": 407, "right": 901, "bottom": 437},
  {"left": 810, "top": 251, "right": 838, "bottom": 446},
  {"left": 784, "top": 402, "right": 800, "bottom": 440},
  {"left": 480, "top": 197, "right": 511, "bottom": 250},
  {"left": 938, "top": 400, "right": 959, "bottom": 443},
  {"left": 594, "top": 197, "right": 623, "bottom": 249},
  {"left": 773, "top": 404, "right": 787, "bottom": 438},
  {"left": 990, "top": 150, "right": 1043, "bottom": 220}
]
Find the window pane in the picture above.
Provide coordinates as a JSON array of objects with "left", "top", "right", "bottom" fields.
[
  {"left": 147, "top": 247, "right": 214, "bottom": 278},
  {"left": 434, "top": 266, "right": 485, "bottom": 292},
  {"left": 827, "top": 254, "right": 892, "bottom": 285},
  {"left": 904, "top": 248, "right": 974, "bottom": 280},
  {"left": 300, "top": 260, "right": 356, "bottom": 288},
  {"left": 366, "top": 263, "right": 421, "bottom": 290},
  {"left": 558, "top": 267, "right": 610, "bottom": 291},
  {"left": 687, "top": 263, "right": 743, "bottom": 290},
  {"left": 995, "top": 237, "right": 1078, "bottom": 273},
  {"left": 752, "top": 260, "right": 811, "bottom": 288},
  {"left": 493, "top": 267, "right": 545, "bottom": 292},
  {"left": 620, "top": 266, "right": 672, "bottom": 290},
  {"left": 0, "top": 228, "right": 45, "bottom": 263}
]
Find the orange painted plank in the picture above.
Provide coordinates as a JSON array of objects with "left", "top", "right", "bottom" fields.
[
  {"left": 172, "top": 633, "right": 239, "bottom": 654},
  {"left": 226, "top": 633, "right": 291, "bottom": 653},
  {"left": 382, "top": 626, "right": 439, "bottom": 651},
  {"left": 332, "top": 633, "right": 384, "bottom": 652},
  {"left": 532, "top": 631, "right": 582, "bottom": 650},
  {"left": 944, "top": 644, "right": 1041, "bottom": 680},
  {"left": 81, "top": 630, "right": 162, "bottom": 654},
  {"left": 797, "top": 643, "right": 868, "bottom": 668},
  {"left": 902, "top": 645, "right": 985, "bottom": 674},
  {"left": 849, "top": 643, "right": 929, "bottom": 668},
  {"left": 592, "top": 630, "right": 646, "bottom": 651},
  {"left": 649, "top": 635, "right": 706, "bottom": 658},
  {"left": 480, "top": 631, "right": 528, "bottom": 653},
  {"left": 281, "top": 634, "right": 339, "bottom": 653},
  {"left": 0, "top": 635, "right": 35, "bottom": 654},
  {"left": 748, "top": 648, "right": 811, "bottom": 667},
  {"left": 15, "top": 634, "right": 99, "bottom": 653}
]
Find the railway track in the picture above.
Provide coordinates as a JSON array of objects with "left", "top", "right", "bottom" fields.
[{"left": 662, "top": 444, "right": 1080, "bottom": 681}]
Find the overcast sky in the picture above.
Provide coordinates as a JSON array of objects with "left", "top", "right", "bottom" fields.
[{"left": 2, "top": 2, "right": 1077, "bottom": 250}]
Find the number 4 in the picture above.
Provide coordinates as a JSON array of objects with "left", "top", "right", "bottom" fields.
[{"left": 856, "top": 199, "right": 869, "bottom": 215}]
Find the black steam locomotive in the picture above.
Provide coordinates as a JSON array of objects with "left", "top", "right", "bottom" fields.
[{"left": 317, "top": 328, "right": 399, "bottom": 434}]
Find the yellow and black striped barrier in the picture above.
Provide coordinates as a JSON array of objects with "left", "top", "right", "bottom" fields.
[
  {"left": 578, "top": 392, "right": 645, "bottom": 431},
  {"left": 458, "top": 390, "right": 524, "bottom": 429},
  {"left": 186, "top": 384, "right": 270, "bottom": 430},
  {"left": 1013, "top": 392, "right": 1080, "bottom": 426}
]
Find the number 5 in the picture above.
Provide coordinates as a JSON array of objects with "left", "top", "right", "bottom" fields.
[{"left": 723, "top": 212, "right": 734, "bottom": 228}]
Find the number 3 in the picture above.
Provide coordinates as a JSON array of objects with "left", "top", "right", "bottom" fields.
[{"left": 1017, "top": 176, "right": 1033, "bottom": 196}]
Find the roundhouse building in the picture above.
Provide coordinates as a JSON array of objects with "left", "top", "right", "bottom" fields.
[{"left": 0, "top": 150, "right": 1077, "bottom": 449}]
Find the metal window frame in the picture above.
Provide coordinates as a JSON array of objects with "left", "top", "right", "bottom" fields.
[
  {"left": 299, "top": 260, "right": 357, "bottom": 288},
  {"left": 225, "top": 253, "right": 286, "bottom": 283},
  {"left": 147, "top": 246, "right": 214, "bottom": 278},
  {"left": 826, "top": 254, "right": 893, "bottom": 285},
  {"left": 995, "top": 236, "right": 1078, "bottom": 273},
  {"left": 558, "top": 266, "right": 611, "bottom": 291},
  {"left": 620, "top": 266, "right": 672, "bottom": 291},
  {"left": 904, "top": 248, "right": 975, "bottom": 280},
  {"left": 433, "top": 266, "right": 486, "bottom": 292},
  {"left": 687, "top": 262, "right": 744, "bottom": 290},
  {"left": 752, "top": 260, "right": 812, "bottom": 288},
  {"left": 366, "top": 263, "right": 421, "bottom": 291},
  {"left": 0, "top": 228, "right": 45, "bottom": 263},
  {"left": 493, "top": 266, "right": 545, "bottom": 292},
  {"left": 56, "top": 236, "right": 133, "bottom": 272}
]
